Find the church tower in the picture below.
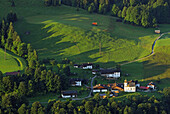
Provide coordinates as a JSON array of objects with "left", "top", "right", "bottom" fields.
[{"left": 124, "top": 79, "right": 127, "bottom": 87}]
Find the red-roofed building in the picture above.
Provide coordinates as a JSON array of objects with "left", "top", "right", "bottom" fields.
[
  {"left": 139, "top": 86, "right": 149, "bottom": 90},
  {"left": 93, "top": 84, "right": 108, "bottom": 92},
  {"left": 92, "top": 22, "right": 98, "bottom": 26}
]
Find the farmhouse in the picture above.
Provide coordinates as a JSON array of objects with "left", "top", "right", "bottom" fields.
[
  {"left": 124, "top": 80, "right": 140, "bottom": 92},
  {"left": 81, "top": 63, "right": 93, "bottom": 69},
  {"left": 147, "top": 82, "right": 156, "bottom": 90},
  {"left": 74, "top": 64, "right": 79, "bottom": 68},
  {"left": 93, "top": 84, "right": 108, "bottom": 92},
  {"left": 70, "top": 78, "right": 82, "bottom": 86},
  {"left": 111, "top": 84, "right": 124, "bottom": 93},
  {"left": 100, "top": 69, "right": 121, "bottom": 78},
  {"left": 6, "top": 70, "right": 20, "bottom": 76},
  {"left": 155, "top": 30, "right": 160, "bottom": 34},
  {"left": 61, "top": 91, "right": 77, "bottom": 98},
  {"left": 92, "top": 69, "right": 100, "bottom": 74}
]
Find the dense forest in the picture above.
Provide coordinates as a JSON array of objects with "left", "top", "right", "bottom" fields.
[
  {"left": 0, "top": 13, "right": 73, "bottom": 113},
  {"left": 44, "top": 0, "right": 170, "bottom": 27}
]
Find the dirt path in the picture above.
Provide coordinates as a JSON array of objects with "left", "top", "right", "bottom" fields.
[
  {"left": 72, "top": 75, "right": 97, "bottom": 100},
  {"left": 120, "top": 32, "right": 170, "bottom": 66}
]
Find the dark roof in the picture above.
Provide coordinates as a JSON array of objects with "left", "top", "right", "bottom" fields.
[
  {"left": 6, "top": 71, "right": 20, "bottom": 76},
  {"left": 100, "top": 69, "right": 120, "bottom": 74},
  {"left": 81, "top": 63, "right": 93, "bottom": 67},
  {"left": 62, "top": 91, "right": 77, "bottom": 95},
  {"left": 74, "top": 64, "right": 79, "bottom": 66},
  {"left": 117, "top": 83, "right": 124, "bottom": 89},
  {"left": 70, "top": 79, "right": 82, "bottom": 85},
  {"left": 92, "top": 69, "right": 100, "bottom": 72},
  {"left": 70, "top": 78, "right": 83, "bottom": 81}
]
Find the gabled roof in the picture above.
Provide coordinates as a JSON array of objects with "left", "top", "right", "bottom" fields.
[
  {"left": 62, "top": 90, "right": 77, "bottom": 95},
  {"left": 70, "top": 78, "right": 83, "bottom": 84},
  {"left": 92, "top": 69, "right": 100, "bottom": 72},
  {"left": 100, "top": 69, "right": 120, "bottom": 74},
  {"left": 93, "top": 84, "right": 108, "bottom": 89},
  {"left": 74, "top": 64, "right": 79, "bottom": 66},
  {"left": 82, "top": 63, "right": 93, "bottom": 67}
]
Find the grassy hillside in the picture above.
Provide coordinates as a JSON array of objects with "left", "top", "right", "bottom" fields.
[
  {"left": 0, "top": 0, "right": 165, "bottom": 68},
  {"left": 0, "top": 48, "right": 27, "bottom": 74},
  {"left": 0, "top": 0, "right": 169, "bottom": 103},
  {"left": 121, "top": 34, "right": 170, "bottom": 90},
  {"left": 0, "top": 0, "right": 169, "bottom": 80}
]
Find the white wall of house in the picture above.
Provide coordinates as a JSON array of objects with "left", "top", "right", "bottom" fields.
[
  {"left": 93, "top": 89, "right": 101, "bottom": 92},
  {"left": 74, "top": 66, "right": 79, "bottom": 68},
  {"left": 111, "top": 90, "right": 119, "bottom": 92},
  {"left": 101, "top": 89, "right": 107, "bottom": 92},
  {"left": 62, "top": 94, "right": 71, "bottom": 98},
  {"left": 147, "top": 85, "right": 155, "bottom": 89},
  {"left": 75, "top": 81, "right": 81, "bottom": 86},
  {"left": 102, "top": 72, "right": 120, "bottom": 78},
  {"left": 114, "top": 72, "right": 120, "bottom": 78},
  {"left": 92, "top": 72, "right": 96, "bottom": 74},
  {"left": 136, "top": 84, "right": 140, "bottom": 87},
  {"left": 124, "top": 87, "right": 136, "bottom": 92},
  {"left": 83, "top": 65, "right": 93, "bottom": 69}
]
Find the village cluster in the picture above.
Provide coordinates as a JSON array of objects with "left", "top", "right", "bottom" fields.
[
  {"left": 61, "top": 63, "right": 157, "bottom": 99},
  {"left": 4, "top": 63, "right": 156, "bottom": 99}
]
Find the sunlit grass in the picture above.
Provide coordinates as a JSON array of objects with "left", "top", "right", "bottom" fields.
[{"left": 0, "top": 48, "right": 27, "bottom": 74}]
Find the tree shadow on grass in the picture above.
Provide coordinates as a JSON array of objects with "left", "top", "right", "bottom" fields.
[
  {"left": 143, "top": 60, "right": 170, "bottom": 79},
  {"left": 69, "top": 47, "right": 109, "bottom": 63}
]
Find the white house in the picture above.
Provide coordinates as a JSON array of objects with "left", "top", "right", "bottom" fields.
[
  {"left": 70, "top": 79, "right": 82, "bottom": 86},
  {"left": 81, "top": 63, "right": 93, "bottom": 69},
  {"left": 61, "top": 91, "right": 77, "bottom": 98},
  {"left": 74, "top": 64, "right": 79, "bottom": 68},
  {"left": 147, "top": 82, "right": 156, "bottom": 89},
  {"left": 92, "top": 69, "right": 100, "bottom": 74},
  {"left": 100, "top": 69, "right": 121, "bottom": 78},
  {"left": 124, "top": 80, "right": 136, "bottom": 92}
]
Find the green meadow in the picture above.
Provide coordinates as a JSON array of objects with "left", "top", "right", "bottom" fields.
[
  {"left": 121, "top": 33, "right": 170, "bottom": 90},
  {"left": 0, "top": 0, "right": 163, "bottom": 68},
  {"left": 0, "top": 48, "right": 27, "bottom": 74},
  {"left": 0, "top": 0, "right": 170, "bottom": 102}
]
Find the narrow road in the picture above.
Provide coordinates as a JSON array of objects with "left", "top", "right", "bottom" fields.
[
  {"left": 72, "top": 75, "right": 97, "bottom": 100},
  {"left": 120, "top": 32, "right": 170, "bottom": 66}
]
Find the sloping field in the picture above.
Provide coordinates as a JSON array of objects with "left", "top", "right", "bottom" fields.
[
  {"left": 0, "top": 0, "right": 164, "bottom": 67},
  {"left": 0, "top": 48, "right": 27, "bottom": 73}
]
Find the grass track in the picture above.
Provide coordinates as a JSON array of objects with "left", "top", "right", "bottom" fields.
[{"left": 0, "top": 48, "right": 27, "bottom": 74}]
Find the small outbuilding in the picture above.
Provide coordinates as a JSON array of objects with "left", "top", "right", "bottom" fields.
[
  {"left": 61, "top": 91, "right": 77, "bottom": 98},
  {"left": 92, "top": 22, "right": 98, "bottom": 26},
  {"left": 155, "top": 30, "right": 160, "bottom": 34},
  {"left": 147, "top": 82, "right": 156, "bottom": 89}
]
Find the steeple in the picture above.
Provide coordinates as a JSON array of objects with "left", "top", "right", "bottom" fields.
[{"left": 124, "top": 79, "right": 127, "bottom": 87}]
